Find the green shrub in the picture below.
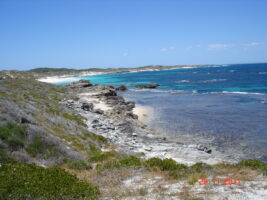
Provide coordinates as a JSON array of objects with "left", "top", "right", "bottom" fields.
[
  {"left": 96, "top": 156, "right": 142, "bottom": 171},
  {"left": 63, "top": 113, "right": 88, "bottom": 127},
  {"left": 96, "top": 160, "right": 121, "bottom": 171},
  {"left": 138, "top": 188, "right": 148, "bottom": 196},
  {"left": 0, "top": 163, "right": 100, "bottom": 200},
  {"left": 146, "top": 158, "right": 187, "bottom": 171},
  {"left": 119, "top": 156, "right": 142, "bottom": 167},
  {"left": 91, "top": 134, "right": 107, "bottom": 143},
  {"left": 26, "top": 136, "right": 58, "bottom": 158},
  {"left": 26, "top": 136, "right": 45, "bottom": 156},
  {"left": 236, "top": 159, "right": 267, "bottom": 174},
  {"left": 89, "top": 144, "right": 99, "bottom": 152},
  {"left": 187, "top": 172, "right": 205, "bottom": 185},
  {"left": 0, "top": 123, "right": 27, "bottom": 150},
  {"left": 0, "top": 149, "right": 13, "bottom": 163},
  {"left": 67, "top": 160, "right": 92, "bottom": 171},
  {"left": 90, "top": 151, "right": 116, "bottom": 162},
  {"left": 190, "top": 162, "right": 212, "bottom": 173}
]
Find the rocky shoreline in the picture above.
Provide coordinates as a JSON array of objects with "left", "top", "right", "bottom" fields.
[{"left": 64, "top": 80, "right": 236, "bottom": 165}]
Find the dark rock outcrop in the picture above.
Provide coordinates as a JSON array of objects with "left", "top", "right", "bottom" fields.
[
  {"left": 94, "top": 109, "right": 104, "bottom": 115},
  {"left": 81, "top": 102, "right": 94, "bottom": 111},
  {"left": 67, "top": 79, "right": 92, "bottom": 88},
  {"left": 135, "top": 83, "right": 159, "bottom": 89},
  {"left": 197, "top": 144, "right": 212, "bottom": 154},
  {"left": 116, "top": 85, "right": 128, "bottom": 91}
]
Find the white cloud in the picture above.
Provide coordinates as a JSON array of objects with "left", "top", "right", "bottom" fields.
[
  {"left": 208, "top": 42, "right": 264, "bottom": 51},
  {"left": 241, "top": 42, "right": 261, "bottom": 47},
  {"left": 186, "top": 45, "right": 193, "bottom": 50},
  {"left": 160, "top": 46, "right": 176, "bottom": 52},
  {"left": 208, "top": 43, "right": 234, "bottom": 50},
  {"left": 122, "top": 52, "right": 128, "bottom": 56}
]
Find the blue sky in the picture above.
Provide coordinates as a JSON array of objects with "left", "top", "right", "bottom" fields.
[{"left": 1, "top": 0, "right": 267, "bottom": 70}]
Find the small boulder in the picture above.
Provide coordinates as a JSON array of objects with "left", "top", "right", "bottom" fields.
[
  {"left": 94, "top": 109, "right": 104, "bottom": 115},
  {"left": 135, "top": 83, "right": 159, "bottom": 89},
  {"left": 116, "top": 85, "right": 128, "bottom": 91},
  {"left": 81, "top": 103, "right": 94, "bottom": 111},
  {"left": 67, "top": 79, "right": 92, "bottom": 88},
  {"left": 132, "top": 132, "right": 138, "bottom": 137},
  {"left": 197, "top": 144, "right": 212, "bottom": 154}
]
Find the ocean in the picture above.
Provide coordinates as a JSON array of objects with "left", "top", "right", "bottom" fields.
[{"left": 57, "top": 63, "right": 267, "bottom": 161}]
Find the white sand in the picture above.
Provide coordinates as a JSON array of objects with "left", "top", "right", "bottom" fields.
[
  {"left": 133, "top": 104, "right": 152, "bottom": 121},
  {"left": 38, "top": 76, "right": 80, "bottom": 83},
  {"left": 78, "top": 93, "right": 111, "bottom": 112},
  {"left": 37, "top": 72, "right": 105, "bottom": 83}
]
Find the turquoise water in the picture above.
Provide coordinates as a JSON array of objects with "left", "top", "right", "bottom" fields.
[
  {"left": 59, "top": 63, "right": 267, "bottom": 94},
  {"left": 58, "top": 63, "right": 267, "bottom": 161}
]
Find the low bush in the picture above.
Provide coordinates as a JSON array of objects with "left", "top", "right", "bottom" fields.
[
  {"left": 91, "top": 134, "right": 107, "bottom": 143},
  {"left": 0, "top": 149, "right": 13, "bottom": 163},
  {"left": 66, "top": 160, "right": 92, "bottom": 171},
  {"left": 26, "top": 136, "right": 58, "bottom": 158},
  {"left": 0, "top": 122, "right": 27, "bottom": 151},
  {"left": 190, "top": 162, "right": 212, "bottom": 173},
  {"left": 96, "top": 156, "right": 142, "bottom": 171},
  {"left": 145, "top": 157, "right": 188, "bottom": 171},
  {"left": 62, "top": 112, "right": 88, "bottom": 127},
  {"left": 0, "top": 163, "right": 100, "bottom": 200},
  {"left": 90, "top": 151, "right": 116, "bottom": 162},
  {"left": 119, "top": 156, "right": 142, "bottom": 167},
  {"left": 236, "top": 159, "right": 267, "bottom": 174}
]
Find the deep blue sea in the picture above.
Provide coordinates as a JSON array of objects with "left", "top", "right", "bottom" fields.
[{"left": 58, "top": 63, "right": 267, "bottom": 161}]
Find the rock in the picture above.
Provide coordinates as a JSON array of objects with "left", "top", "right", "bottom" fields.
[
  {"left": 125, "top": 101, "right": 135, "bottom": 110},
  {"left": 94, "top": 109, "right": 104, "bottom": 115},
  {"left": 197, "top": 144, "right": 212, "bottom": 154},
  {"left": 21, "top": 117, "right": 31, "bottom": 124},
  {"left": 126, "top": 112, "right": 138, "bottom": 119},
  {"left": 135, "top": 83, "right": 159, "bottom": 89},
  {"left": 81, "top": 102, "right": 94, "bottom": 111},
  {"left": 67, "top": 79, "right": 92, "bottom": 88},
  {"left": 116, "top": 85, "right": 128, "bottom": 91},
  {"left": 67, "top": 100, "right": 74, "bottom": 104},
  {"left": 132, "top": 132, "right": 138, "bottom": 137},
  {"left": 205, "top": 149, "right": 212, "bottom": 154},
  {"left": 144, "top": 147, "right": 152, "bottom": 151},
  {"left": 92, "top": 119, "right": 99, "bottom": 124}
]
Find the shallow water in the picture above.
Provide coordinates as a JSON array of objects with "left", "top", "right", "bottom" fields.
[
  {"left": 57, "top": 63, "right": 267, "bottom": 161},
  {"left": 121, "top": 90, "right": 267, "bottom": 161}
]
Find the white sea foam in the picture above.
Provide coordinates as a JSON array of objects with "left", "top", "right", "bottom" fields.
[
  {"left": 221, "top": 91, "right": 265, "bottom": 95},
  {"left": 201, "top": 79, "right": 227, "bottom": 83},
  {"left": 176, "top": 80, "right": 190, "bottom": 83},
  {"left": 259, "top": 72, "right": 267, "bottom": 75}
]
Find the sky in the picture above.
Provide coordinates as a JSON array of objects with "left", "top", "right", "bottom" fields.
[{"left": 0, "top": 0, "right": 267, "bottom": 70}]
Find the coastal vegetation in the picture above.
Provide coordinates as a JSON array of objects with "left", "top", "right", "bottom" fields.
[
  {"left": 0, "top": 163, "right": 100, "bottom": 200},
  {"left": 0, "top": 70, "right": 266, "bottom": 199}
]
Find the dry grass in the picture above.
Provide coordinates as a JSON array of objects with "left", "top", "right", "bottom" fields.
[
  {"left": 213, "top": 165, "right": 260, "bottom": 181},
  {"left": 66, "top": 167, "right": 136, "bottom": 198}
]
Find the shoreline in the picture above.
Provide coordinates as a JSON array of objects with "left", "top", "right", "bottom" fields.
[
  {"left": 133, "top": 104, "right": 152, "bottom": 122},
  {"left": 37, "top": 65, "right": 208, "bottom": 84},
  {"left": 64, "top": 81, "right": 237, "bottom": 166}
]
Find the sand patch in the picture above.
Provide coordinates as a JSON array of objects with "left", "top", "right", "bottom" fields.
[{"left": 133, "top": 104, "right": 152, "bottom": 121}]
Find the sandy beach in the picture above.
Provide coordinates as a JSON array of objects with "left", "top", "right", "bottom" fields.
[{"left": 133, "top": 104, "right": 152, "bottom": 121}]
